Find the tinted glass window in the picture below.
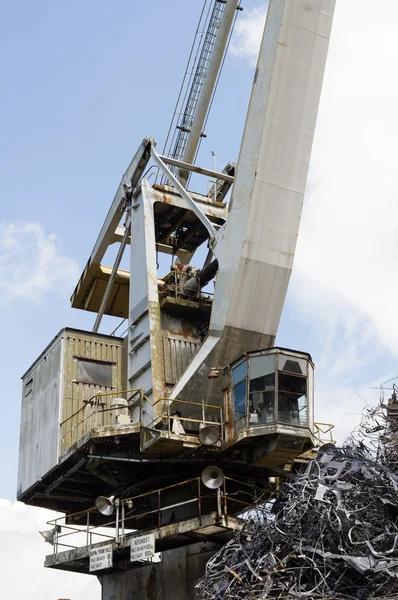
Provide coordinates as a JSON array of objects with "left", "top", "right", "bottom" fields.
[
  {"left": 249, "top": 391, "right": 274, "bottom": 425},
  {"left": 278, "top": 354, "right": 307, "bottom": 376},
  {"left": 77, "top": 359, "right": 113, "bottom": 387},
  {"left": 278, "top": 373, "right": 308, "bottom": 426},
  {"left": 233, "top": 380, "right": 247, "bottom": 422},
  {"left": 250, "top": 355, "right": 275, "bottom": 393},
  {"left": 232, "top": 361, "right": 248, "bottom": 385},
  {"left": 248, "top": 355, "right": 275, "bottom": 425},
  {"left": 279, "top": 373, "right": 306, "bottom": 396},
  {"left": 250, "top": 355, "right": 275, "bottom": 379}
]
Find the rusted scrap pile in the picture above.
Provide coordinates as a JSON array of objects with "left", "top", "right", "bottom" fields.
[{"left": 196, "top": 395, "right": 398, "bottom": 600}]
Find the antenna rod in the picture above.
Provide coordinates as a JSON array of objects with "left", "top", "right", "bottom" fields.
[{"left": 178, "top": 0, "right": 240, "bottom": 186}]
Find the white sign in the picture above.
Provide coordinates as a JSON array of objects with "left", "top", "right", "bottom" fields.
[
  {"left": 130, "top": 533, "right": 155, "bottom": 562},
  {"left": 89, "top": 544, "right": 113, "bottom": 572}
]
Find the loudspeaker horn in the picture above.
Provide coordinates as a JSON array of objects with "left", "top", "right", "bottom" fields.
[
  {"left": 317, "top": 443, "right": 336, "bottom": 456},
  {"left": 198, "top": 425, "right": 221, "bottom": 447},
  {"left": 95, "top": 495, "right": 115, "bottom": 516},
  {"left": 201, "top": 466, "right": 224, "bottom": 489},
  {"left": 39, "top": 525, "right": 61, "bottom": 545}
]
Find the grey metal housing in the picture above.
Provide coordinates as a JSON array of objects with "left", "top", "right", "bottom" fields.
[{"left": 17, "top": 328, "right": 124, "bottom": 498}]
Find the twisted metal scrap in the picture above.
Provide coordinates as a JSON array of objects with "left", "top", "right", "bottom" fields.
[{"left": 196, "top": 393, "right": 398, "bottom": 600}]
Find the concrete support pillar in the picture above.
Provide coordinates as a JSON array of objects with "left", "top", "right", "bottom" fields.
[{"left": 99, "top": 541, "right": 220, "bottom": 600}]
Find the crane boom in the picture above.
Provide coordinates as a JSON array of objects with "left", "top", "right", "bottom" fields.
[{"left": 171, "top": 0, "right": 335, "bottom": 400}]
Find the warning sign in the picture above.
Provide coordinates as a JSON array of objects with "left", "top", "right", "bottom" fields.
[
  {"left": 130, "top": 533, "right": 155, "bottom": 562},
  {"left": 89, "top": 544, "right": 113, "bottom": 572}
]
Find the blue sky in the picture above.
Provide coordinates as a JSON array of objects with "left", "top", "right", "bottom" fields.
[{"left": 3, "top": 1, "right": 398, "bottom": 598}]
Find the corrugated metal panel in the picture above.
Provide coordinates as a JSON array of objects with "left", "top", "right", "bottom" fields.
[
  {"left": 17, "top": 328, "right": 126, "bottom": 498},
  {"left": 163, "top": 337, "right": 201, "bottom": 385},
  {"left": 17, "top": 333, "right": 63, "bottom": 496},
  {"left": 60, "top": 329, "right": 124, "bottom": 455}
]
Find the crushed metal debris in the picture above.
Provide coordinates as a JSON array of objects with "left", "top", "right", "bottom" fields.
[{"left": 196, "top": 391, "right": 398, "bottom": 599}]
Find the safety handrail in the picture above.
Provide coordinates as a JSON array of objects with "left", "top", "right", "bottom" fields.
[
  {"left": 143, "top": 395, "right": 221, "bottom": 410},
  {"left": 313, "top": 421, "right": 335, "bottom": 443},
  {"left": 45, "top": 475, "right": 267, "bottom": 561},
  {"left": 59, "top": 386, "right": 224, "bottom": 456}
]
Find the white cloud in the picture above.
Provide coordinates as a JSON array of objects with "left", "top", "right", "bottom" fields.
[
  {"left": 290, "top": 0, "right": 398, "bottom": 435},
  {"left": 230, "top": 1, "right": 398, "bottom": 442},
  {"left": 231, "top": 5, "right": 268, "bottom": 66},
  {"left": 0, "top": 222, "right": 79, "bottom": 307},
  {"left": 0, "top": 499, "right": 100, "bottom": 600},
  {"left": 229, "top": 1, "right": 398, "bottom": 355},
  {"left": 292, "top": 0, "right": 398, "bottom": 356}
]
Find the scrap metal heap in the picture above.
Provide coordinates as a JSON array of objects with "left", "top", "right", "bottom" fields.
[{"left": 196, "top": 393, "right": 398, "bottom": 600}]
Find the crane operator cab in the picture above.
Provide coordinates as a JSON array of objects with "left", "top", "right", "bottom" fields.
[{"left": 221, "top": 347, "right": 314, "bottom": 467}]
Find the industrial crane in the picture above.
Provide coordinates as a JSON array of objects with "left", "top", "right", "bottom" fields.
[{"left": 17, "top": 0, "right": 336, "bottom": 594}]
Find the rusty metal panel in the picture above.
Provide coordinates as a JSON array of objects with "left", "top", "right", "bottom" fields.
[
  {"left": 163, "top": 336, "right": 201, "bottom": 385},
  {"left": 128, "top": 182, "right": 166, "bottom": 426},
  {"left": 60, "top": 329, "right": 125, "bottom": 456},
  {"left": 17, "top": 331, "right": 64, "bottom": 497},
  {"left": 126, "top": 181, "right": 226, "bottom": 423},
  {"left": 17, "top": 328, "right": 125, "bottom": 498},
  {"left": 74, "top": 265, "right": 129, "bottom": 318}
]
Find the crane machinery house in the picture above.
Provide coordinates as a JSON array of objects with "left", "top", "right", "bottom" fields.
[{"left": 17, "top": 0, "right": 336, "bottom": 589}]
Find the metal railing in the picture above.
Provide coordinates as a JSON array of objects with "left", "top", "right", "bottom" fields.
[
  {"left": 59, "top": 384, "right": 334, "bottom": 457},
  {"left": 46, "top": 476, "right": 269, "bottom": 561},
  {"left": 60, "top": 387, "right": 224, "bottom": 454},
  {"left": 60, "top": 388, "right": 146, "bottom": 454},
  {"left": 141, "top": 394, "right": 224, "bottom": 441},
  {"left": 313, "top": 422, "right": 335, "bottom": 445}
]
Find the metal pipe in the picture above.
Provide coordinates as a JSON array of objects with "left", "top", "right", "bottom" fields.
[
  {"left": 199, "top": 258, "right": 219, "bottom": 286},
  {"left": 88, "top": 455, "right": 210, "bottom": 464},
  {"left": 198, "top": 478, "right": 202, "bottom": 525},
  {"left": 183, "top": 259, "right": 219, "bottom": 295},
  {"left": 93, "top": 215, "right": 131, "bottom": 333},
  {"left": 217, "top": 488, "right": 222, "bottom": 517},
  {"left": 121, "top": 501, "right": 125, "bottom": 545},
  {"left": 86, "top": 512, "right": 90, "bottom": 546},
  {"left": 179, "top": 0, "right": 240, "bottom": 186},
  {"left": 115, "top": 500, "right": 120, "bottom": 545},
  {"left": 158, "top": 155, "right": 234, "bottom": 184}
]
